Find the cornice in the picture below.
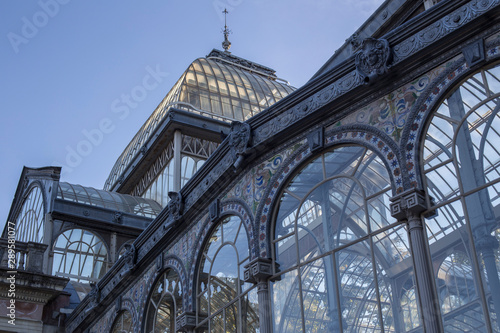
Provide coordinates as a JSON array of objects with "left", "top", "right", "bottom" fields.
[{"left": 0, "top": 269, "right": 68, "bottom": 303}]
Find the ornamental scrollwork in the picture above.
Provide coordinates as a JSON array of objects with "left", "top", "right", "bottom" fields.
[
  {"left": 86, "top": 283, "right": 100, "bottom": 312},
  {"left": 229, "top": 121, "right": 252, "bottom": 171},
  {"left": 167, "top": 191, "right": 184, "bottom": 222},
  {"left": 120, "top": 243, "right": 137, "bottom": 277},
  {"left": 354, "top": 37, "right": 392, "bottom": 84},
  {"left": 112, "top": 211, "right": 123, "bottom": 224}
]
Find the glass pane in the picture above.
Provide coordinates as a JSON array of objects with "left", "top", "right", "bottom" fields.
[
  {"left": 197, "top": 215, "right": 250, "bottom": 329},
  {"left": 337, "top": 241, "right": 381, "bottom": 332},
  {"left": 52, "top": 229, "right": 108, "bottom": 284},
  {"left": 16, "top": 186, "right": 45, "bottom": 243},
  {"left": 271, "top": 269, "right": 303, "bottom": 333},
  {"left": 156, "top": 294, "right": 174, "bottom": 332},
  {"left": 275, "top": 233, "right": 297, "bottom": 272},
  {"left": 111, "top": 310, "right": 133, "bottom": 333},
  {"left": 301, "top": 256, "right": 339, "bottom": 332},
  {"left": 427, "top": 204, "right": 488, "bottom": 332},
  {"left": 145, "top": 269, "right": 182, "bottom": 333},
  {"left": 243, "top": 288, "right": 260, "bottom": 332},
  {"left": 210, "top": 312, "right": 224, "bottom": 333},
  {"left": 223, "top": 215, "right": 241, "bottom": 244},
  {"left": 401, "top": 279, "right": 421, "bottom": 331},
  {"left": 210, "top": 245, "right": 238, "bottom": 313},
  {"left": 368, "top": 191, "right": 394, "bottom": 231}
]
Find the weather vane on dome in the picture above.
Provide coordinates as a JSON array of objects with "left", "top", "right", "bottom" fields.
[{"left": 222, "top": 8, "right": 232, "bottom": 52}]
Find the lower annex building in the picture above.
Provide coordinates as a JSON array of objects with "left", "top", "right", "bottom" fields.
[{"left": 3, "top": 0, "right": 500, "bottom": 332}]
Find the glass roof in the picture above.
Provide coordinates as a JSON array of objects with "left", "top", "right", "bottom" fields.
[
  {"left": 104, "top": 51, "right": 295, "bottom": 190},
  {"left": 57, "top": 182, "right": 162, "bottom": 218}
]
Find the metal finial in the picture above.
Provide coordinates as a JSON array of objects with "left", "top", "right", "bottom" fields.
[{"left": 222, "top": 8, "right": 231, "bottom": 52}]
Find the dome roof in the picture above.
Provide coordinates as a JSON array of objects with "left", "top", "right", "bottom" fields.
[{"left": 105, "top": 50, "right": 295, "bottom": 191}]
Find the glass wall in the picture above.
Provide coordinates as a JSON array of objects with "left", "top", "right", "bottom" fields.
[
  {"left": 196, "top": 215, "right": 259, "bottom": 332},
  {"left": 423, "top": 63, "right": 500, "bottom": 332},
  {"left": 142, "top": 155, "right": 205, "bottom": 207},
  {"left": 15, "top": 186, "right": 44, "bottom": 243},
  {"left": 142, "top": 158, "right": 175, "bottom": 207},
  {"left": 145, "top": 269, "right": 183, "bottom": 333},
  {"left": 271, "top": 146, "right": 413, "bottom": 332},
  {"left": 52, "top": 228, "right": 108, "bottom": 283}
]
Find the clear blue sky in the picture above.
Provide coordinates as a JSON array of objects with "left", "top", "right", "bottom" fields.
[{"left": 0, "top": 0, "right": 384, "bottom": 231}]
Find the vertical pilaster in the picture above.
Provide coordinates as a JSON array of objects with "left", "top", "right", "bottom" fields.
[
  {"left": 244, "top": 258, "right": 276, "bottom": 333},
  {"left": 43, "top": 212, "right": 53, "bottom": 274},
  {"left": 476, "top": 235, "right": 500, "bottom": 329},
  {"left": 110, "top": 232, "right": 117, "bottom": 266},
  {"left": 174, "top": 130, "right": 182, "bottom": 192},
  {"left": 390, "top": 188, "right": 442, "bottom": 333}
]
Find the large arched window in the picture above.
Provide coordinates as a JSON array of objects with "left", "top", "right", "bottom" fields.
[
  {"left": 423, "top": 63, "right": 500, "bottom": 331},
  {"left": 271, "top": 145, "right": 413, "bottom": 332},
  {"left": 52, "top": 228, "right": 108, "bottom": 283},
  {"left": 110, "top": 310, "right": 133, "bottom": 333},
  {"left": 145, "top": 268, "right": 183, "bottom": 333},
  {"left": 16, "top": 186, "right": 45, "bottom": 243},
  {"left": 196, "top": 215, "right": 259, "bottom": 332}
]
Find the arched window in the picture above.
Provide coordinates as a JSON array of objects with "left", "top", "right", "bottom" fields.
[
  {"left": 423, "top": 63, "right": 500, "bottom": 331},
  {"left": 110, "top": 310, "right": 133, "bottom": 333},
  {"left": 196, "top": 215, "right": 259, "bottom": 332},
  {"left": 52, "top": 228, "right": 108, "bottom": 284},
  {"left": 145, "top": 268, "right": 183, "bottom": 333},
  {"left": 16, "top": 186, "right": 44, "bottom": 243},
  {"left": 272, "top": 145, "right": 412, "bottom": 332}
]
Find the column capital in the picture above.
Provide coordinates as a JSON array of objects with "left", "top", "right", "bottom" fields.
[
  {"left": 244, "top": 257, "right": 278, "bottom": 284},
  {"left": 176, "top": 311, "right": 197, "bottom": 332},
  {"left": 476, "top": 234, "right": 499, "bottom": 253},
  {"left": 390, "top": 188, "right": 435, "bottom": 220}
]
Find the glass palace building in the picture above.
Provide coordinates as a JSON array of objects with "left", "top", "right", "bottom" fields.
[{"left": 3, "top": 0, "right": 500, "bottom": 332}]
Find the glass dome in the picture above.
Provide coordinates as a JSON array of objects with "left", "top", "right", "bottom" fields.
[
  {"left": 56, "top": 182, "right": 162, "bottom": 218},
  {"left": 104, "top": 50, "right": 295, "bottom": 190}
]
